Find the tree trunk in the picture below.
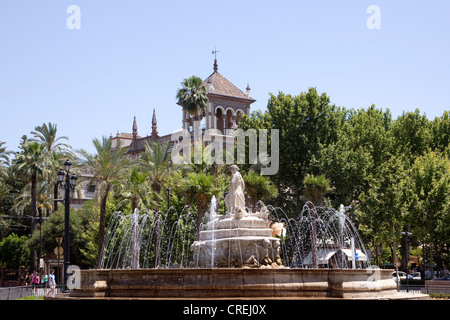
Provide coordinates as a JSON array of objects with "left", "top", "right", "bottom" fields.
[
  {"left": 154, "top": 212, "right": 161, "bottom": 268},
  {"left": 197, "top": 205, "right": 203, "bottom": 241},
  {"left": 153, "top": 191, "right": 161, "bottom": 268},
  {"left": 392, "top": 224, "right": 400, "bottom": 290},
  {"left": 429, "top": 244, "right": 434, "bottom": 279},
  {"left": 96, "top": 185, "right": 111, "bottom": 268},
  {"left": 311, "top": 207, "right": 318, "bottom": 268},
  {"left": 131, "top": 196, "right": 138, "bottom": 212},
  {"left": 30, "top": 172, "right": 37, "bottom": 272}
]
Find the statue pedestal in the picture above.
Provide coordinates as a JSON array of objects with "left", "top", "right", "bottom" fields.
[{"left": 191, "top": 213, "right": 282, "bottom": 268}]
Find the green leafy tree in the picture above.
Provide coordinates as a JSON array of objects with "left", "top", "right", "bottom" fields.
[
  {"left": 431, "top": 111, "right": 450, "bottom": 153},
  {"left": 359, "top": 156, "right": 408, "bottom": 268},
  {"left": 240, "top": 88, "right": 343, "bottom": 209},
  {"left": 316, "top": 105, "right": 392, "bottom": 207},
  {"left": 406, "top": 151, "right": 450, "bottom": 276},
  {"left": 391, "top": 109, "right": 432, "bottom": 160},
  {"left": 0, "top": 233, "right": 30, "bottom": 269},
  {"left": 28, "top": 205, "right": 97, "bottom": 267}
]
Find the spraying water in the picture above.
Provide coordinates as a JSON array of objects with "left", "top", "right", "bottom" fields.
[
  {"left": 100, "top": 199, "right": 369, "bottom": 269},
  {"left": 267, "top": 202, "right": 369, "bottom": 268}
]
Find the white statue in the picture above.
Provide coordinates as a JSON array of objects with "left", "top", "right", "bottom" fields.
[{"left": 225, "top": 165, "right": 246, "bottom": 217}]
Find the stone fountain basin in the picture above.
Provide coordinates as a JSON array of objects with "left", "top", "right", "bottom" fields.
[
  {"left": 199, "top": 228, "right": 273, "bottom": 240},
  {"left": 69, "top": 268, "right": 402, "bottom": 299},
  {"left": 206, "top": 216, "right": 270, "bottom": 230}
]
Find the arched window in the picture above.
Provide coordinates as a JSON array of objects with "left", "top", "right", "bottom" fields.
[
  {"left": 236, "top": 110, "right": 244, "bottom": 126},
  {"left": 226, "top": 109, "right": 233, "bottom": 130},
  {"left": 216, "top": 108, "right": 224, "bottom": 133}
]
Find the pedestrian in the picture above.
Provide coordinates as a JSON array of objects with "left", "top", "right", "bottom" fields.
[
  {"left": 425, "top": 268, "right": 432, "bottom": 280},
  {"left": 42, "top": 271, "right": 48, "bottom": 295},
  {"left": 24, "top": 272, "right": 30, "bottom": 286},
  {"left": 49, "top": 269, "right": 56, "bottom": 297},
  {"left": 443, "top": 267, "right": 449, "bottom": 280},
  {"left": 32, "top": 271, "right": 40, "bottom": 296},
  {"left": 419, "top": 267, "right": 425, "bottom": 280}
]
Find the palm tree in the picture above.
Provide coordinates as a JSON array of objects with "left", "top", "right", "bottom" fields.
[
  {"left": 139, "top": 141, "right": 172, "bottom": 207},
  {"left": 78, "top": 136, "right": 129, "bottom": 268},
  {"left": 138, "top": 141, "right": 172, "bottom": 267},
  {"left": 117, "top": 166, "right": 149, "bottom": 212},
  {"left": 302, "top": 174, "right": 332, "bottom": 206},
  {"left": 12, "top": 140, "right": 50, "bottom": 271},
  {"left": 243, "top": 170, "right": 278, "bottom": 211},
  {"left": 0, "top": 141, "right": 11, "bottom": 166},
  {"left": 183, "top": 172, "right": 216, "bottom": 239},
  {"left": 176, "top": 76, "right": 208, "bottom": 126},
  {"left": 31, "top": 123, "right": 72, "bottom": 211},
  {"left": 30, "top": 122, "right": 71, "bottom": 153},
  {"left": 0, "top": 142, "right": 11, "bottom": 208}
]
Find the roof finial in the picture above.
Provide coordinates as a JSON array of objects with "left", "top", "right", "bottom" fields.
[
  {"left": 212, "top": 47, "right": 219, "bottom": 73},
  {"left": 212, "top": 47, "right": 219, "bottom": 59}
]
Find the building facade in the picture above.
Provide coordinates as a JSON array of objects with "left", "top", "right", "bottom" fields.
[
  {"left": 74, "top": 58, "right": 254, "bottom": 203},
  {"left": 112, "top": 58, "right": 255, "bottom": 158}
]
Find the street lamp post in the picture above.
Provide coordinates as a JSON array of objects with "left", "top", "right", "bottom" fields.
[
  {"left": 55, "top": 237, "right": 63, "bottom": 285},
  {"left": 57, "top": 160, "right": 77, "bottom": 292}
]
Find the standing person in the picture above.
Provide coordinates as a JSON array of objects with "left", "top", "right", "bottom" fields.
[
  {"left": 24, "top": 272, "right": 30, "bottom": 286},
  {"left": 442, "top": 267, "right": 449, "bottom": 280},
  {"left": 32, "top": 271, "right": 39, "bottom": 296},
  {"left": 42, "top": 271, "right": 48, "bottom": 295},
  {"left": 49, "top": 269, "right": 56, "bottom": 297},
  {"left": 425, "top": 268, "right": 432, "bottom": 280}
]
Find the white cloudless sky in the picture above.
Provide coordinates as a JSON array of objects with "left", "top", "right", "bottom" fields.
[{"left": 1, "top": 0, "right": 449, "bottom": 154}]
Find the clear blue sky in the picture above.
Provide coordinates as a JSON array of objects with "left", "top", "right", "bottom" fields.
[{"left": 1, "top": 0, "right": 449, "bottom": 154}]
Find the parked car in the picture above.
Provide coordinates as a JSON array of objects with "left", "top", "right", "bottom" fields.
[
  {"left": 392, "top": 271, "right": 406, "bottom": 281},
  {"left": 409, "top": 272, "right": 421, "bottom": 280}
]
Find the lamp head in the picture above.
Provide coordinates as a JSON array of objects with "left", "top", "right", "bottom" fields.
[
  {"left": 57, "top": 169, "right": 65, "bottom": 182},
  {"left": 64, "top": 159, "right": 72, "bottom": 172},
  {"left": 70, "top": 174, "right": 78, "bottom": 188}
]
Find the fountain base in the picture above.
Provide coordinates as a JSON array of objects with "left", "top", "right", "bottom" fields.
[{"left": 66, "top": 268, "right": 425, "bottom": 299}]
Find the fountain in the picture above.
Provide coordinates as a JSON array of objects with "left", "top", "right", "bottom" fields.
[
  {"left": 65, "top": 166, "right": 427, "bottom": 299},
  {"left": 100, "top": 206, "right": 197, "bottom": 269}
]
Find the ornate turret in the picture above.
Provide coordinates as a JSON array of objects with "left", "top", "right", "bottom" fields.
[
  {"left": 151, "top": 109, "right": 159, "bottom": 138},
  {"left": 132, "top": 116, "right": 138, "bottom": 149}
]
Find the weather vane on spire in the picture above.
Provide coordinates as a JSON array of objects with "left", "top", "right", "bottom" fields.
[
  {"left": 212, "top": 47, "right": 219, "bottom": 73},
  {"left": 212, "top": 47, "right": 219, "bottom": 59}
]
